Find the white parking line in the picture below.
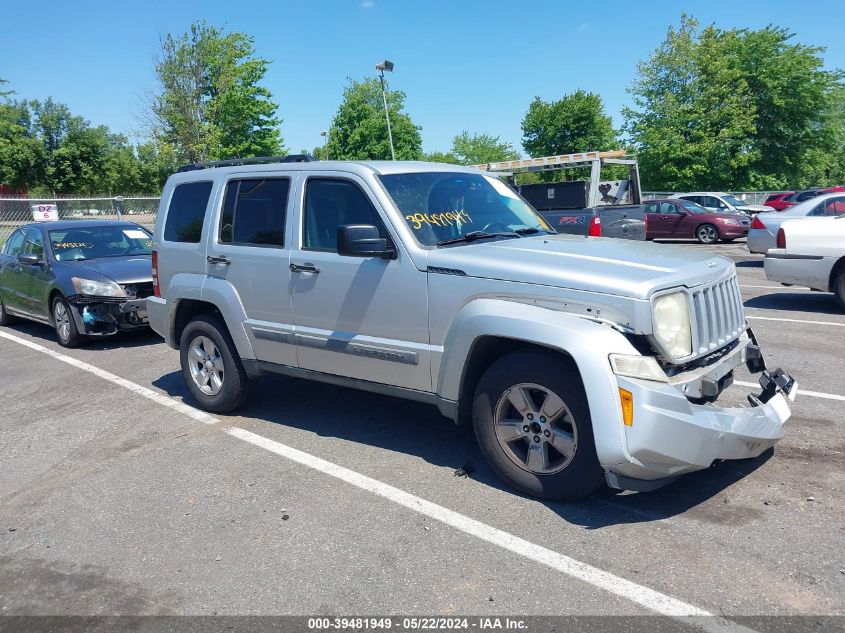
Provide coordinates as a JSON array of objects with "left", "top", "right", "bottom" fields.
[
  {"left": 0, "top": 329, "right": 747, "bottom": 629},
  {"left": 746, "top": 315, "right": 845, "bottom": 327},
  {"left": 734, "top": 380, "right": 845, "bottom": 402}
]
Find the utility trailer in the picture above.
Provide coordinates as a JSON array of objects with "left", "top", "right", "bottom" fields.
[{"left": 473, "top": 151, "right": 647, "bottom": 240}]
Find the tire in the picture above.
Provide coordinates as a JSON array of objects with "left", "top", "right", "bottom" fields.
[
  {"left": 472, "top": 350, "right": 604, "bottom": 501},
  {"left": 52, "top": 295, "right": 85, "bottom": 348},
  {"left": 179, "top": 313, "right": 253, "bottom": 413},
  {"left": 696, "top": 224, "right": 719, "bottom": 244},
  {"left": 833, "top": 269, "right": 845, "bottom": 311},
  {"left": 0, "top": 294, "right": 17, "bottom": 326}
]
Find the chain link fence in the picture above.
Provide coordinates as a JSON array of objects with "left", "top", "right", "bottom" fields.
[{"left": 0, "top": 197, "right": 160, "bottom": 243}]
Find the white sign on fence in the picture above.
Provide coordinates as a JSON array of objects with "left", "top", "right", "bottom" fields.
[{"left": 31, "top": 203, "right": 59, "bottom": 222}]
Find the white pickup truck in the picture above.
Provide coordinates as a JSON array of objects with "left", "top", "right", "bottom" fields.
[
  {"left": 764, "top": 214, "right": 845, "bottom": 310},
  {"left": 148, "top": 157, "right": 797, "bottom": 500}
]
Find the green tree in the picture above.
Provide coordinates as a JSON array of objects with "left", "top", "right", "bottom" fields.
[
  {"left": 625, "top": 15, "right": 843, "bottom": 190},
  {"left": 423, "top": 150, "right": 460, "bottom": 164},
  {"left": 521, "top": 90, "right": 618, "bottom": 158},
  {"left": 0, "top": 100, "right": 44, "bottom": 188},
  {"left": 450, "top": 131, "right": 519, "bottom": 165},
  {"left": 151, "top": 21, "right": 283, "bottom": 163},
  {"left": 325, "top": 78, "right": 422, "bottom": 160}
]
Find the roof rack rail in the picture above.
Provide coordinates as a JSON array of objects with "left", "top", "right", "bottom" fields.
[{"left": 177, "top": 154, "right": 317, "bottom": 173}]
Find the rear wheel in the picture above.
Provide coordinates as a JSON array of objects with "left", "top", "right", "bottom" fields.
[
  {"left": 52, "top": 296, "right": 85, "bottom": 348},
  {"left": 833, "top": 269, "right": 845, "bottom": 311},
  {"left": 0, "top": 295, "right": 16, "bottom": 326},
  {"left": 472, "top": 351, "right": 604, "bottom": 501},
  {"left": 696, "top": 223, "right": 719, "bottom": 244},
  {"left": 180, "top": 314, "right": 253, "bottom": 413}
]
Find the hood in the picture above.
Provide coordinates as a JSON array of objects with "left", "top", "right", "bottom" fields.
[
  {"left": 60, "top": 255, "right": 152, "bottom": 284},
  {"left": 736, "top": 204, "right": 771, "bottom": 212},
  {"left": 426, "top": 234, "right": 733, "bottom": 300}
]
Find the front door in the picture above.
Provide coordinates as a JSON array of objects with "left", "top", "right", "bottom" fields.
[
  {"left": 205, "top": 175, "right": 298, "bottom": 367},
  {"left": 290, "top": 175, "right": 431, "bottom": 392}
]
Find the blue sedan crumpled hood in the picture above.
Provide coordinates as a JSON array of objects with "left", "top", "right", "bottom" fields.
[{"left": 61, "top": 256, "right": 152, "bottom": 284}]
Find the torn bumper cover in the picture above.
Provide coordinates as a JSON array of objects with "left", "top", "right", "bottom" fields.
[
  {"left": 607, "top": 366, "right": 797, "bottom": 491},
  {"left": 66, "top": 295, "right": 149, "bottom": 336}
]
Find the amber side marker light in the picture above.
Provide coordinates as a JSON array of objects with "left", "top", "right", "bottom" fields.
[{"left": 619, "top": 388, "right": 634, "bottom": 426}]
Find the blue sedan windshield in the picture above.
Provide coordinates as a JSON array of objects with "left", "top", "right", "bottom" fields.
[{"left": 49, "top": 226, "right": 152, "bottom": 261}]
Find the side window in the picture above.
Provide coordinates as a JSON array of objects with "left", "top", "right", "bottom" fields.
[
  {"left": 163, "top": 181, "right": 213, "bottom": 243},
  {"left": 823, "top": 197, "right": 845, "bottom": 216},
  {"left": 683, "top": 196, "right": 700, "bottom": 206},
  {"left": 660, "top": 202, "right": 676, "bottom": 214},
  {"left": 808, "top": 200, "right": 827, "bottom": 217},
  {"left": 644, "top": 203, "right": 658, "bottom": 213},
  {"left": 23, "top": 229, "right": 44, "bottom": 258},
  {"left": 704, "top": 197, "right": 721, "bottom": 208},
  {"left": 3, "top": 230, "right": 25, "bottom": 256},
  {"left": 220, "top": 178, "right": 290, "bottom": 247},
  {"left": 303, "top": 178, "right": 387, "bottom": 252}
]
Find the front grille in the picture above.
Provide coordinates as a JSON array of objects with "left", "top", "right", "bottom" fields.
[
  {"left": 122, "top": 282, "right": 155, "bottom": 299},
  {"left": 690, "top": 275, "right": 745, "bottom": 356}
]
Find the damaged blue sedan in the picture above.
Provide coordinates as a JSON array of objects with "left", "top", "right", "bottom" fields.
[{"left": 0, "top": 220, "right": 154, "bottom": 347}]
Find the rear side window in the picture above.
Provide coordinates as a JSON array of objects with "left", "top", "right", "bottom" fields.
[
  {"left": 23, "top": 229, "right": 44, "bottom": 258},
  {"left": 220, "top": 178, "right": 290, "bottom": 247},
  {"left": 660, "top": 202, "right": 676, "bottom": 214},
  {"left": 164, "top": 181, "right": 213, "bottom": 243}
]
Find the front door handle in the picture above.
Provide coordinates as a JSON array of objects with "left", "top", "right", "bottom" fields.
[
  {"left": 290, "top": 262, "right": 319, "bottom": 274},
  {"left": 207, "top": 255, "right": 230, "bottom": 265}
]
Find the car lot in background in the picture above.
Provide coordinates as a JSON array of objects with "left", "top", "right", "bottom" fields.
[
  {"left": 0, "top": 220, "right": 153, "bottom": 347},
  {"left": 1, "top": 237, "right": 842, "bottom": 619},
  {"left": 763, "top": 191, "right": 795, "bottom": 211},
  {"left": 644, "top": 198, "right": 749, "bottom": 243},
  {"left": 764, "top": 214, "right": 845, "bottom": 309},
  {"left": 669, "top": 191, "right": 773, "bottom": 215},
  {"left": 748, "top": 192, "right": 845, "bottom": 253}
]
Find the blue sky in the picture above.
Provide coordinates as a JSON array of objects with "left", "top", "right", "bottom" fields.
[{"left": 2, "top": 0, "right": 844, "bottom": 157}]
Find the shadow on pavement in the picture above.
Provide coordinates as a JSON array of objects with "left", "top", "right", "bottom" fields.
[
  {"left": 744, "top": 292, "right": 841, "bottom": 315},
  {"left": 152, "top": 370, "right": 769, "bottom": 530},
  {"left": 3, "top": 320, "right": 163, "bottom": 350}
]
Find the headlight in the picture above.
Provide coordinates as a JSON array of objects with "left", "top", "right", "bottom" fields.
[
  {"left": 71, "top": 277, "right": 126, "bottom": 298},
  {"left": 652, "top": 291, "right": 692, "bottom": 358},
  {"left": 717, "top": 217, "right": 739, "bottom": 225}
]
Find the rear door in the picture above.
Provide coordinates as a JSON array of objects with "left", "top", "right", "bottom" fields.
[
  {"left": 18, "top": 228, "right": 51, "bottom": 317},
  {"left": 0, "top": 230, "right": 26, "bottom": 313},
  {"left": 205, "top": 174, "right": 298, "bottom": 367}
]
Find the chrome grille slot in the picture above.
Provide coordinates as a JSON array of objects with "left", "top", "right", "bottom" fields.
[{"left": 691, "top": 275, "right": 745, "bottom": 356}]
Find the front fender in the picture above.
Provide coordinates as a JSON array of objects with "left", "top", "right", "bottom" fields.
[{"left": 436, "top": 298, "right": 640, "bottom": 468}]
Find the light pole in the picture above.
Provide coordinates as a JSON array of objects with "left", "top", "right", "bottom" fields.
[
  {"left": 320, "top": 130, "right": 329, "bottom": 160},
  {"left": 375, "top": 59, "right": 396, "bottom": 160}
]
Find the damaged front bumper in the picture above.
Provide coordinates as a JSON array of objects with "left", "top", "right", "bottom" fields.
[
  {"left": 606, "top": 331, "right": 797, "bottom": 491},
  {"left": 66, "top": 295, "right": 149, "bottom": 336}
]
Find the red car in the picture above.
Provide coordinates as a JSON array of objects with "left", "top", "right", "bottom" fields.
[
  {"left": 764, "top": 192, "right": 795, "bottom": 211},
  {"left": 644, "top": 199, "right": 750, "bottom": 244}
]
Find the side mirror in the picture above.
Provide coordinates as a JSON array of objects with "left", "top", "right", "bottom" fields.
[
  {"left": 18, "top": 253, "right": 42, "bottom": 266},
  {"left": 337, "top": 224, "right": 395, "bottom": 259}
]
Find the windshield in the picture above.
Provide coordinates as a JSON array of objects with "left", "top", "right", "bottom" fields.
[
  {"left": 679, "top": 200, "right": 707, "bottom": 214},
  {"left": 378, "top": 172, "right": 554, "bottom": 246},
  {"left": 722, "top": 195, "right": 747, "bottom": 207},
  {"left": 49, "top": 225, "right": 153, "bottom": 261}
]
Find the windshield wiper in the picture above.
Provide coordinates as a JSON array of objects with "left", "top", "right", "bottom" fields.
[
  {"left": 436, "top": 231, "right": 520, "bottom": 246},
  {"left": 514, "top": 227, "right": 553, "bottom": 236}
]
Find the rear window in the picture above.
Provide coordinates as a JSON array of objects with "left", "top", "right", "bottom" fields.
[
  {"left": 220, "top": 178, "right": 290, "bottom": 247},
  {"left": 164, "top": 181, "right": 213, "bottom": 243}
]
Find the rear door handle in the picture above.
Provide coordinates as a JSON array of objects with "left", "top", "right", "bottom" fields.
[
  {"left": 207, "top": 255, "right": 230, "bottom": 265},
  {"left": 290, "top": 262, "right": 319, "bottom": 274}
]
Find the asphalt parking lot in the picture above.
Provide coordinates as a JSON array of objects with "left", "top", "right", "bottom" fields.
[{"left": 1, "top": 238, "right": 843, "bottom": 625}]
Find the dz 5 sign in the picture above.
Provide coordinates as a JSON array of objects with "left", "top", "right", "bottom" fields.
[{"left": 31, "top": 203, "right": 59, "bottom": 222}]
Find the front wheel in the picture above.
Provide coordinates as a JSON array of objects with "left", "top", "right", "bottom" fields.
[
  {"left": 180, "top": 314, "right": 253, "bottom": 413},
  {"left": 696, "top": 224, "right": 719, "bottom": 244},
  {"left": 52, "top": 296, "right": 85, "bottom": 348},
  {"left": 472, "top": 351, "right": 604, "bottom": 500},
  {"left": 833, "top": 270, "right": 845, "bottom": 311}
]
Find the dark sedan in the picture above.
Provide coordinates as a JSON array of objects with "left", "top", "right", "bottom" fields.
[
  {"left": 644, "top": 199, "right": 750, "bottom": 243},
  {"left": 0, "top": 220, "right": 154, "bottom": 347}
]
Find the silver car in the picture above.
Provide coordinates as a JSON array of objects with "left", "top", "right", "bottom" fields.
[{"left": 747, "top": 192, "right": 845, "bottom": 254}]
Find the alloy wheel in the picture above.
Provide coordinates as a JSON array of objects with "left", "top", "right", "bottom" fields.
[
  {"left": 188, "top": 335, "right": 225, "bottom": 396},
  {"left": 493, "top": 382, "right": 578, "bottom": 475},
  {"left": 54, "top": 301, "right": 71, "bottom": 343},
  {"left": 697, "top": 225, "right": 718, "bottom": 243}
]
